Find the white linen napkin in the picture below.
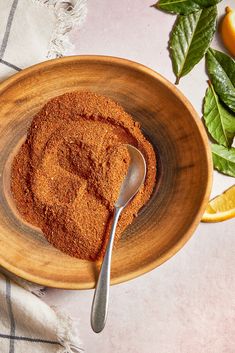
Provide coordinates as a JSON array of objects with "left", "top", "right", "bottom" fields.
[
  {"left": 0, "top": 273, "right": 83, "bottom": 353},
  {"left": 0, "top": 0, "right": 87, "bottom": 352},
  {"left": 0, "top": 0, "right": 87, "bottom": 80}
]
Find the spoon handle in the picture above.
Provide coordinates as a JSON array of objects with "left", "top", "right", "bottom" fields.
[{"left": 91, "top": 206, "right": 123, "bottom": 333}]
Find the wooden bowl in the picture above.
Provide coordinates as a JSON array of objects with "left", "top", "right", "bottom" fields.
[{"left": 0, "top": 56, "right": 212, "bottom": 289}]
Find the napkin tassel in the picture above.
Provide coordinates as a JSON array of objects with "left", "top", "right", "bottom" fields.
[
  {"left": 32, "top": 0, "right": 88, "bottom": 58},
  {"left": 55, "top": 307, "right": 84, "bottom": 353}
]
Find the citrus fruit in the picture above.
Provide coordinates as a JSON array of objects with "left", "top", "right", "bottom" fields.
[
  {"left": 202, "top": 185, "right": 235, "bottom": 222},
  {"left": 221, "top": 7, "right": 235, "bottom": 57}
]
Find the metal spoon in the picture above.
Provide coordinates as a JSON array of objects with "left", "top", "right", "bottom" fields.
[{"left": 91, "top": 144, "right": 146, "bottom": 333}]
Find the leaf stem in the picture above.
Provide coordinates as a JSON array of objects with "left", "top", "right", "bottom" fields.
[{"left": 175, "top": 77, "right": 180, "bottom": 85}]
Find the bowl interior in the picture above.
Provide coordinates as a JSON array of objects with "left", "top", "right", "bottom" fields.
[{"left": 0, "top": 56, "right": 212, "bottom": 288}]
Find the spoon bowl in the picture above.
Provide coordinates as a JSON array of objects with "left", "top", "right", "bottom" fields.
[{"left": 116, "top": 145, "right": 146, "bottom": 208}]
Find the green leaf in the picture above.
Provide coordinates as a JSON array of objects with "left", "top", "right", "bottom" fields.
[
  {"left": 206, "top": 48, "right": 235, "bottom": 112},
  {"left": 170, "top": 6, "right": 217, "bottom": 83},
  {"left": 155, "top": 0, "right": 200, "bottom": 14},
  {"left": 155, "top": 0, "right": 221, "bottom": 15},
  {"left": 204, "top": 84, "right": 235, "bottom": 148},
  {"left": 212, "top": 144, "right": 235, "bottom": 177}
]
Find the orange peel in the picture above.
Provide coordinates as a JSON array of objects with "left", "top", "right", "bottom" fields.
[
  {"left": 221, "top": 7, "right": 235, "bottom": 57},
  {"left": 202, "top": 185, "right": 235, "bottom": 222}
]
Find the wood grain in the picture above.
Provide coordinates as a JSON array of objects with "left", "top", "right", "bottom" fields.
[{"left": 0, "top": 56, "right": 212, "bottom": 289}]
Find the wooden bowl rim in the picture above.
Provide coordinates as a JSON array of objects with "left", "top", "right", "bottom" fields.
[{"left": 0, "top": 55, "right": 213, "bottom": 289}]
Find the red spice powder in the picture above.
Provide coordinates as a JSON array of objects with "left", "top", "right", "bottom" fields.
[{"left": 11, "top": 91, "right": 156, "bottom": 260}]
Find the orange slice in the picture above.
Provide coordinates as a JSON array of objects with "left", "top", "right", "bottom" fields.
[{"left": 202, "top": 185, "right": 235, "bottom": 222}]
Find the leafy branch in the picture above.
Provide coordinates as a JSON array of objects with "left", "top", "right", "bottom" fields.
[{"left": 153, "top": 0, "right": 235, "bottom": 177}]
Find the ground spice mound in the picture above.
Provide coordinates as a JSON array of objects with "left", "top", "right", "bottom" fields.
[{"left": 11, "top": 91, "right": 156, "bottom": 261}]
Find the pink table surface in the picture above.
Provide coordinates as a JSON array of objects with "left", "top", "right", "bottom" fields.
[{"left": 44, "top": 1, "right": 235, "bottom": 352}]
